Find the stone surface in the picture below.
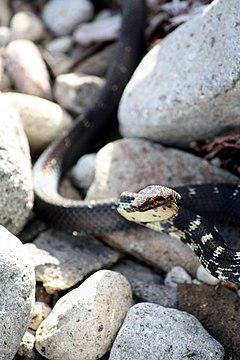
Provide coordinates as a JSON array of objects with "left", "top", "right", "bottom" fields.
[
  {"left": 113, "top": 258, "right": 177, "bottom": 308},
  {"left": 54, "top": 73, "right": 104, "bottom": 114},
  {"left": 3, "top": 92, "right": 72, "bottom": 155},
  {"left": 71, "top": 153, "right": 96, "bottom": 193},
  {"left": 42, "top": 0, "right": 94, "bottom": 35},
  {"left": 75, "top": 43, "right": 115, "bottom": 77},
  {"left": 109, "top": 303, "right": 224, "bottom": 359},
  {"left": 4, "top": 40, "right": 51, "bottom": 99},
  {"left": 0, "top": 0, "right": 11, "bottom": 26},
  {"left": 0, "top": 26, "right": 11, "bottom": 47},
  {"left": 86, "top": 138, "right": 238, "bottom": 201},
  {"left": 73, "top": 14, "right": 121, "bottom": 46},
  {"left": 178, "top": 283, "right": 240, "bottom": 359},
  {"left": 164, "top": 265, "right": 192, "bottom": 288},
  {"left": 0, "top": 226, "right": 35, "bottom": 359},
  {"left": 29, "top": 302, "right": 52, "bottom": 331},
  {"left": 35, "top": 270, "right": 132, "bottom": 360},
  {"left": 0, "top": 96, "right": 33, "bottom": 234},
  {"left": 118, "top": 0, "right": 240, "bottom": 147},
  {"left": 10, "top": 11, "right": 44, "bottom": 41},
  {"left": 44, "top": 35, "right": 73, "bottom": 53},
  {"left": 24, "top": 229, "right": 120, "bottom": 294}
]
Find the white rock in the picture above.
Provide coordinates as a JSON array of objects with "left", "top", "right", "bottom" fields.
[
  {"left": 109, "top": 303, "right": 224, "bottom": 359},
  {"left": 119, "top": 0, "right": 240, "bottom": 147},
  {"left": 0, "top": 226, "right": 35, "bottom": 359},
  {"left": 10, "top": 11, "right": 44, "bottom": 41},
  {"left": 73, "top": 14, "right": 121, "bottom": 46},
  {"left": 4, "top": 40, "right": 51, "bottom": 99},
  {"left": 0, "top": 26, "right": 11, "bottom": 46},
  {"left": 54, "top": 73, "right": 104, "bottom": 114},
  {"left": 196, "top": 265, "right": 220, "bottom": 285},
  {"left": 71, "top": 153, "right": 96, "bottom": 193},
  {"left": 42, "top": 0, "right": 94, "bottom": 35},
  {"left": 44, "top": 35, "right": 73, "bottom": 53},
  {"left": 2, "top": 92, "right": 72, "bottom": 155},
  {"left": 164, "top": 266, "right": 192, "bottom": 288},
  {"left": 35, "top": 270, "right": 132, "bottom": 360},
  {"left": 29, "top": 302, "right": 52, "bottom": 331},
  {"left": 0, "top": 96, "right": 33, "bottom": 234}
]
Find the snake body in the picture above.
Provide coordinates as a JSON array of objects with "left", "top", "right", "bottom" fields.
[{"left": 33, "top": 0, "right": 240, "bottom": 284}]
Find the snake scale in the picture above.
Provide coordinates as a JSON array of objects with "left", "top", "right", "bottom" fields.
[{"left": 33, "top": 0, "right": 240, "bottom": 284}]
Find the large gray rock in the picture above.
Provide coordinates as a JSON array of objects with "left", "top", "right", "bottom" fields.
[
  {"left": 0, "top": 97, "right": 33, "bottom": 234},
  {"left": 0, "top": 226, "right": 35, "bottom": 360},
  {"left": 118, "top": 0, "right": 240, "bottom": 147},
  {"left": 109, "top": 303, "right": 224, "bottom": 359},
  {"left": 35, "top": 270, "right": 132, "bottom": 360}
]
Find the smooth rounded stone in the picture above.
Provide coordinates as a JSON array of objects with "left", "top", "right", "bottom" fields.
[
  {"left": 54, "top": 73, "right": 104, "bottom": 114},
  {"left": 75, "top": 43, "right": 116, "bottom": 77},
  {"left": 196, "top": 264, "right": 220, "bottom": 285},
  {"left": 71, "top": 153, "right": 96, "bottom": 193},
  {"left": 118, "top": 0, "right": 240, "bottom": 147},
  {"left": 178, "top": 284, "right": 240, "bottom": 359},
  {"left": 113, "top": 259, "right": 177, "bottom": 307},
  {"left": 29, "top": 302, "right": 52, "bottom": 331},
  {"left": 24, "top": 229, "right": 120, "bottom": 294},
  {"left": 4, "top": 40, "right": 51, "bottom": 99},
  {"left": 0, "top": 226, "right": 35, "bottom": 359},
  {"left": 44, "top": 35, "right": 73, "bottom": 53},
  {"left": 42, "top": 0, "right": 94, "bottom": 35},
  {"left": 18, "top": 331, "right": 44, "bottom": 360},
  {"left": 164, "top": 265, "right": 192, "bottom": 288},
  {"left": 0, "top": 26, "right": 11, "bottom": 46},
  {"left": 0, "top": 97, "right": 33, "bottom": 234},
  {"left": 109, "top": 303, "right": 224, "bottom": 360},
  {"left": 73, "top": 14, "right": 121, "bottom": 46},
  {"left": 35, "top": 270, "right": 132, "bottom": 360},
  {"left": 10, "top": 11, "right": 44, "bottom": 41},
  {"left": 86, "top": 138, "right": 238, "bottom": 200},
  {"left": 2, "top": 92, "right": 72, "bottom": 155}
]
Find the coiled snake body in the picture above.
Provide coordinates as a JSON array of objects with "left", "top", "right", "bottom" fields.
[{"left": 33, "top": 0, "right": 240, "bottom": 284}]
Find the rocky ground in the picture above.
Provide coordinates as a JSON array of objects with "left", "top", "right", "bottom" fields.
[{"left": 0, "top": 0, "right": 240, "bottom": 359}]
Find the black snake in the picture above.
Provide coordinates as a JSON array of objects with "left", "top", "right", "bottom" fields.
[{"left": 33, "top": 0, "right": 240, "bottom": 284}]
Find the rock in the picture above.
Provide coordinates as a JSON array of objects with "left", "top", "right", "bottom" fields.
[
  {"left": 164, "top": 265, "right": 192, "bottom": 288},
  {"left": 0, "top": 52, "right": 11, "bottom": 91},
  {"left": 35, "top": 270, "right": 132, "bottom": 360},
  {"left": 10, "top": 11, "right": 44, "bottom": 41},
  {"left": 0, "top": 0, "right": 11, "bottom": 26},
  {"left": 196, "top": 264, "right": 220, "bottom": 285},
  {"left": 109, "top": 302, "right": 224, "bottom": 359},
  {"left": 29, "top": 302, "right": 52, "bottom": 331},
  {"left": 44, "top": 35, "right": 73, "bottom": 53},
  {"left": 85, "top": 138, "right": 237, "bottom": 277},
  {"left": 86, "top": 138, "right": 238, "bottom": 200},
  {"left": 0, "top": 226, "right": 35, "bottom": 359},
  {"left": 54, "top": 73, "right": 104, "bottom": 114},
  {"left": 70, "top": 153, "right": 96, "bottom": 193},
  {"left": 0, "top": 26, "right": 11, "bottom": 47},
  {"left": 178, "top": 283, "right": 240, "bottom": 359},
  {"left": 42, "top": 0, "right": 94, "bottom": 36},
  {"left": 4, "top": 40, "right": 51, "bottom": 99},
  {"left": 2, "top": 92, "right": 72, "bottom": 155},
  {"left": 73, "top": 14, "right": 121, "bottom": 46},
  {"left": 75, "top": 43, "right": 116, "bottom": 77},
  {"left": 24, "top": 229, "right": 120, "bottom": 294},
  {"left": 113, "top": 258, "right": 177, "bottom": 308},
  {"left": 17, "top": 331, "right": 44, "bottom": 360},
  {"left": 118, "top": 0, "right": 240, "bottom": 147},
  {"left": 0, "top": 96, "right": 33, "bottom": 234}
]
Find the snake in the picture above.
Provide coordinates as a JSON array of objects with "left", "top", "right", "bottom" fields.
[{"left": 33, "top": 0, "right": 240, "bottom": 284}]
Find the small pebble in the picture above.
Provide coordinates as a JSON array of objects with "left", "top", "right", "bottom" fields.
[
  {"left": 164, "top": 266, "right": 192, "bottom": 288},
  {"left": 71, "top": 153, "right": 96, "bottom": 193},
  {"left": 10, "top": 11, "right": 44, "bottom": 41},
  {"left": 29, "top": 302, "right": 52, "bottom": 331}
]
